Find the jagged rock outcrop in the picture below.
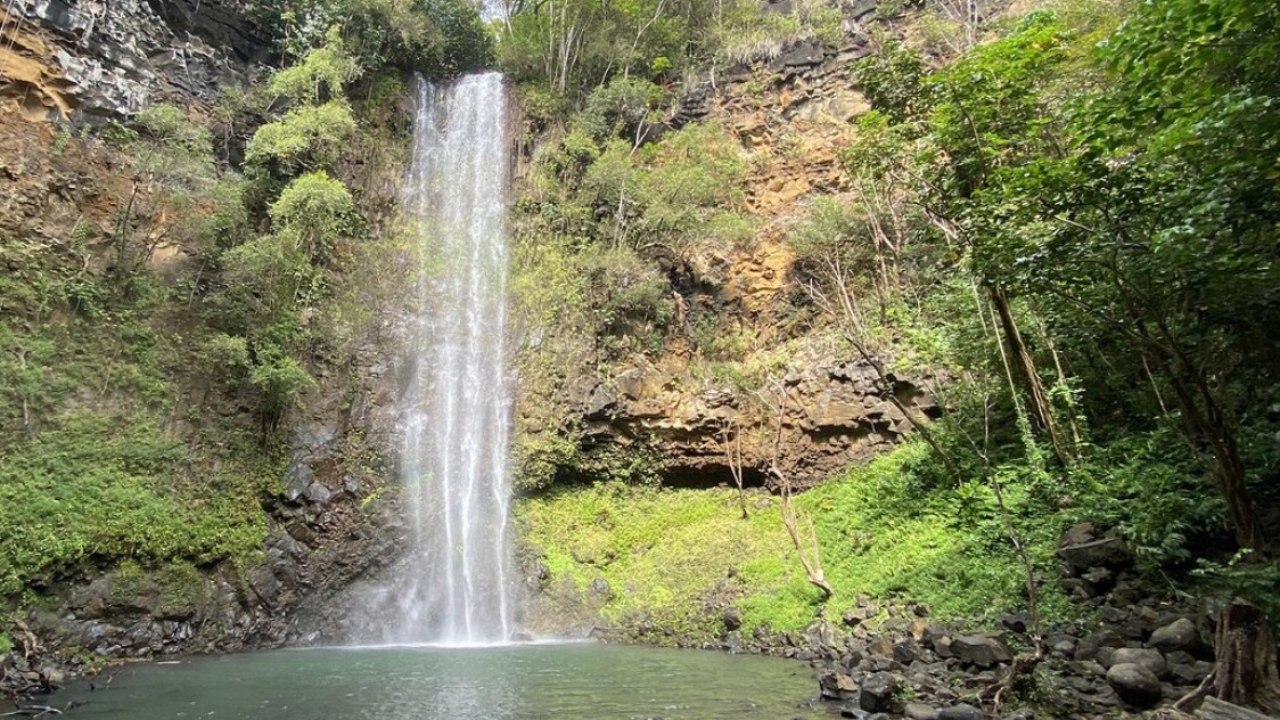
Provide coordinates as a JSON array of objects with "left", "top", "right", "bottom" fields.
[
  {"left": 0, "top": 0, "right": 269, "bottom": 120},
  {"left": 580, "top": 354, "right": 940, "bottom": 489}
]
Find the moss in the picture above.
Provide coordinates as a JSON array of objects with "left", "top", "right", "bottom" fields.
[
  {"left": 518, "top": 482, "right": 791, "bottom": 641},
  {"left": 0, "top": 413, "right": 272, "bottom": 596},
  {"left": 518, "top": 440, "right": 1073, "bottom": 639}
]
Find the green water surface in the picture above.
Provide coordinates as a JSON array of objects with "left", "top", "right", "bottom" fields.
[{"left": 59, "top": 642, "right": 818, "bottom": 719}]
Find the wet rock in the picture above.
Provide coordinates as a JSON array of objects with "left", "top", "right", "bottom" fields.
[
  {"left": 951, "top": 636, "right": 1012, "bottom": 668},
  {"left": 1148, "top": 618, "right": 1198, "bottom": 654},
  {"left": 819, "top": 671, "right": 860, "bottom": 701},
  {"left": 904, "top": 703, "right": 939, "bottom": 720},
  {"left": 939, "top": 703, "right": 985, "bottom": 720},
  {"left": 1105, "top": 663, "right": 1162, "bottom": 707},
  {"left": 1001, "top": 710, "right": 1034, "bottom": 720},
  {"left": 859, "top": 671, "right": 898, "bottom": 713}
]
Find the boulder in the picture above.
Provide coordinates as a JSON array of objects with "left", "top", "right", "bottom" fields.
[
  {"left": 939, "top": 703, "right": 986, "bottom": 720},
  {"left": 868, "top": 636, "right": 894, "bottom": 658},
  {"left": 1073, "top": 629, "right": 1125, "bottom": 662},
  {"left": 1057, "top": 523, "right": 1132, "bottom": 570},
  {"left": 859, "top": 671, "right": 898, "bottom": 713},
  {"left": 999, "top": 614, "right": 1032, "bottom": 634},
  {"left": 843, "top": 607, "right": 870, "bottom": 627},
  {"left": 1105, "top": 663, "right": 1162, "bottom": 707},
  {"left": 893, "top": 639, "right": 919, "bottom": 664},
  {"left": 1066, "top": 660, "right": 1106, "bottom": 677},
  {"left": 722, "top": 606, "right": 743, "bottom": 631},
  {"left": 1169, "top": 660, "right": 1213, "bottom": 685},
  {"left": 1111, "top": 647, "right": 1168, "bottom": 678},
  {"left": 1148, "top": 618, "right": 1199, "bottom": 654},
  {"left": 304, "top": 482, "right": 332, "bottom": 504},
  {"left": 904, "top": 703, "right": 939, "bottom": 720},
  {"left": 819, "top": 671, "right": 860, "bottom": 701},
  {"left": 952, "top": 636, "right": 1012, "bottom": 668}
]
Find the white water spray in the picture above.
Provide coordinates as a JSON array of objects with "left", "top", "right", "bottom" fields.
[{"left": 393, "top": 72, "right": 515, "bottom": 645}]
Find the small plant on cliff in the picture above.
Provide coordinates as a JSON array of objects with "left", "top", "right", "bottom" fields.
[{"left": 249, "top": 352, "right": 316, "bottom": 434}]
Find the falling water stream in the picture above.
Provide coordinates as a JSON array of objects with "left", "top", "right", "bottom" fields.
[{"left": 394, "top": 72, "right": 515, "bottom": 644}]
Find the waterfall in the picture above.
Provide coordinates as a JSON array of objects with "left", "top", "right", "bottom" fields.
[{"left": 394, "top": 72, "right": 515, "bottom": 645}]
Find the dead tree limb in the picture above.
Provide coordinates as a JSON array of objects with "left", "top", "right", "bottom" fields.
[
  {"left": 805, "top": 276, "right": 960, "bottom": 482},
  {"left": 758, "top": 382, "right": 834, "bottom": 601},
  {"left": 717, "top": 419, "right": 749, "bottom": 520}
]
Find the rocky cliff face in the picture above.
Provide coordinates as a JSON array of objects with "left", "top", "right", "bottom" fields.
[
  {"left": 513, "top": 26, "right": 940, "bottom": 492},
  {"left": 581, "top": 353, "right": 940, "bottom": 489},
  {"left": 0, "top": 0, "right": 269, "bottom": 120}
]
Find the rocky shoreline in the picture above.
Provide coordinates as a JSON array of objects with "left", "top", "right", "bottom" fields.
[{"left": 605, "top": 523, "right": 1241, "bottom": 720}]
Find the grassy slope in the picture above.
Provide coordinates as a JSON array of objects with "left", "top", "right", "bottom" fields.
[{"left": 518, "top": 440, "right": 1069, "bottom": 639}]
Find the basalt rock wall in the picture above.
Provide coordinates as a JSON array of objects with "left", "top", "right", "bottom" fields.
[{"left": 0, "top": 0, "right": 269, "bottom": 120}]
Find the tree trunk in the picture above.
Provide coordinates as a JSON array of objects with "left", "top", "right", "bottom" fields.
[
  {"left": 1214, "top": 599, "right": 1280, "bottom": 713},
  {"left": 989, "top": 285, "right": 1072, "bottom": 466}
]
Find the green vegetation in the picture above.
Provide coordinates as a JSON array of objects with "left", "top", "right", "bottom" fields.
[
  {"left": 252, "top": 0, "right": 493, "bottom": 77},
  {"left": 514, "top": 0, "right": 1280, "bottom": 639},
  {"left": 0, "top": 0, "right": 440, "bottom": 607},
  {"left": 496, "top": 0, "right": 848, "bottom": 99},
  {"left": 520, "top": 440, "right": 1073, "bottom": 639},
  {"left": 0, "top": 415, "right": 274, "bottom": 596}
]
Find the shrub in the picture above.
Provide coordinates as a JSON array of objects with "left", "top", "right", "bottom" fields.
[
  {"left": 245, "top": 101, "right": 358, "bottom": 176},
  {"left": 254, "top": 0, "right": 493, "bottom": 77},
  {"left": 249, "top": 352, "right": 315, "bottom": 432},
  {"left": 269, "top": 28, "right": 363, "bottom": 104},
  {"left": 269, "top": 170, "right": 357, "bottom": 260},
  {"left": 199, "top": 333, "right": 251, "bottom": 389},
  {"left": 131, "top": 104, "right": 217, "bottom": 189}
]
